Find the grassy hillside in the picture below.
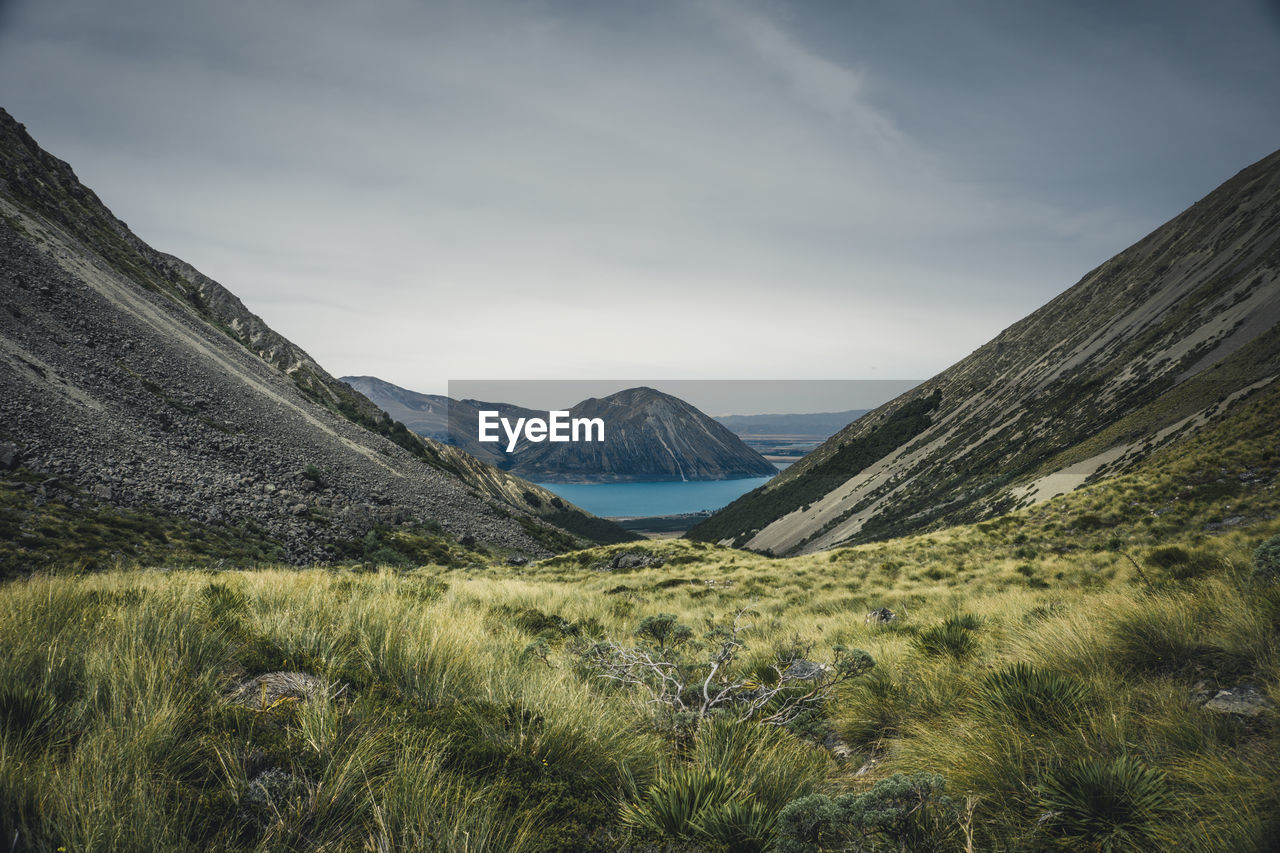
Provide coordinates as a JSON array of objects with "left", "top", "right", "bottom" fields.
[{"left": 2, "top": 384, "right": 1278, "bottom": 851}]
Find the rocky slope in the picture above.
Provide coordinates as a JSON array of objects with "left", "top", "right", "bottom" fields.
[
  {"left": 346, "top": 379, "right": 778, "bottom": 484},
  {"left": 0, "top": 108, "right": 633, "bottom": 564},
  {"left": 690, "top": 146, "right": 1280, "bottom": 554}
]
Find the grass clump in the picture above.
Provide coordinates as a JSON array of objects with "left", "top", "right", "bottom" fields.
[
  {"left": 1038, "top": 755, "right": 1174, "bottom": 851},
  {"left": 913, "top": 615, "right": 980, "bottom": 659},
  {"left": 620, "top": 766, "right": 741, "bottom": 839},
  {"left": 976, "top": 662, "right": 1089, "bottom": 731}
]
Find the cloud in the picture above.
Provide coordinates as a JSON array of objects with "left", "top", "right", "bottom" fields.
[
  {"left": 1, "top": 0, "right": 1277, "bottom": 397},
  {"left": 696, "top": 0, "right": 908, "bottom": 154}
]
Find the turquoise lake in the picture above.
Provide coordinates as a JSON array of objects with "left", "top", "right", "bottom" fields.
[{"left": 536, "top": 475, "right": 775, "bottom": 518}]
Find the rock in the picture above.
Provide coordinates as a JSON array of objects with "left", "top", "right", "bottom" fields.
[
  {"left": 1202, "top": 685, "right": 1274, "bottom": 717},
  {"left": 290, "top": 503, "right": 308, "bottom": 516},
  {"left": 865, "top": 607, "right": 897, "bottom": 625},
  {"left": 609, "top": 551, "right": 666, "bottom": 570},
  {"left": 0, "top": 442, "right": 18, "bottom": 470},
  {"left": 784, "top": 659, "right": 830, "bottom": 681},
  {"left": 821, "top": 731, "right": 854, "bottom": 761},
  {"left": 91, "top": 483, "right": 112, "bottom": 500},
  {"left": 506, "top": 555, "right": 529, "bottom": 566}
]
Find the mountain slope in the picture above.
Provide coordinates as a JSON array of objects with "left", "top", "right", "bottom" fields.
[
  {"left": 0, "top": 108, "right": 633, "bottom": 564},
  {"left": 690, "top": 147, "right": 1280, "bottom": 554},
  {"left": 713, "top": 410, "right": 870, "bottom": 437},
  {"left": 509, "top": 387, "right": 778, "bottom": 483},
  {"left": 346, "top": 379, "right": 778, "bottom": 483},
  {"left": 340, "top": 375, "right": 454, "bottom": 444}
]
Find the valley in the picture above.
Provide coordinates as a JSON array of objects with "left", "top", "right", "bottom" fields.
[
  {"left": 2, "top": 376, "right": 1277, "bottom": 850},
  {"left": 1, "top": 105, "right": 1278, "bottom": 852}
]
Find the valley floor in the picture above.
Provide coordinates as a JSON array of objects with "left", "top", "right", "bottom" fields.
[{"left": 2, "top": 387, "right": 1279, "bottom": 851}]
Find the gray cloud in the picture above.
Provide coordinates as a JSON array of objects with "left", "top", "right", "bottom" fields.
[{"left": 2, "top": 0, "right": 1278, "bottom": 395}]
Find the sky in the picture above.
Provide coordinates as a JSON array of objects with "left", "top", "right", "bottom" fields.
[{"left": 2, "top": 0, "right": 1279, "bottom": 398}]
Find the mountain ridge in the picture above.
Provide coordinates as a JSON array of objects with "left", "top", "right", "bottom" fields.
[
  {"left": 343, "top": 377, "right": 778, "bottom": 484},
  {"left": 690, "top": 147, "right": 1280, "bottom": 554},
  {"left": 0, "top": 107, "right": 635, "bottom": 566}
]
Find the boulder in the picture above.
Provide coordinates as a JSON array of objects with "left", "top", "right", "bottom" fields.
[
  {"left": 610, "top": 551, "right": 666, "bottom": 570},
  {"left": 865, "top": 607, "right": 897, "bottom": 625},
  {"left": 784, "top": 659, "right": 830, "bottom": 681},
  {"left": 1202, "top": 685, "right": 1274, "bottom": 717},
  {"left": 0, "top": 442, "right": 19, "bottom": 470}
]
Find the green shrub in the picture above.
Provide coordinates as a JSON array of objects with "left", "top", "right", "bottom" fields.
[
  {"left": 1038, "top": 756, "right": 1173, "bottom": 851},
  {"left": 775, "top": 772, "right": 959, "bottom": 852},
  {"left": 691, "top": 717, "right": 828, "bottom": 815},
  {"left": 1253, "top": 534, "right": 1280, "bottom": 583},
  {"left": 634, "top": 613, "right": 693, "bottom": 650}
]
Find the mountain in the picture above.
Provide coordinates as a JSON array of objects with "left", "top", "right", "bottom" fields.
[
  {"left": 690, "top": 147, "right": 1280, "bottom": 554},
  {"left": 713, "top": 410, "right": 871, "bottom": 438},
  {"left": 338, "top": 377, "right": 545, "bottom": 468},
  {"left": 340, "top": 375, "right": 454, "bottom": 442},
  {"left": 508, "top": 386, "right": 779, "bottom": 483},
  {"left": 345, "top": 379, "right": 779, "bottom": 484},
  {"left": 0, "top": 108, "right": 635, "bottom": 568}
]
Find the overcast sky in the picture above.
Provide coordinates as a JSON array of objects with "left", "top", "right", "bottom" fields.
[{"left": 2, "top": 0, "right": 1278, "bottom": 396}]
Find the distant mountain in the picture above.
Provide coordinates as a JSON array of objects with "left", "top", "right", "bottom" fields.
[
  {"left": 0, "top": 108, "right": 635, "bottom": 566},
  {"left": 690, "top": 146, "right": 1280, "bottom": 554},
  {"left": 510, "top": 387, "right": 779, "bottom": 483},
  {"left": 338, "top": 378, "right": 531, "bottom": 467},
  {"left": 714, "top": 410, "right": 870, "bottom": 437},
  {"left": 345, "top": 379, "right": 778, "bottom": 483},
  {"left": 340, "top": 375, "right": 453, "bottom": 441}
]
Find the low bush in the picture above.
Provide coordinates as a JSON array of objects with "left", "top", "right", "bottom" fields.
[
  {"left": 1252, "top": 534, "right": 1280, "bottom": 583},
  {"left": 774, "top": 772, "right": 960, "bottom": 853}
]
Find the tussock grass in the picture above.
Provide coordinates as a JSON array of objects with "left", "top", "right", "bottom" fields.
[{"left": 3, "top": 403, "right": 1280, "bottom": 850}]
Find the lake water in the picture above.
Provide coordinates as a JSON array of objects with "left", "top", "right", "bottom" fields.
[{"left": 536, "top": 475, "right": 775, "bottom": 518}]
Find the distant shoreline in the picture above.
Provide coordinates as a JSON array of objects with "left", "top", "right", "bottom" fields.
[{"left": 611, "top": 512, "right": 709, "bottom": 538}]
